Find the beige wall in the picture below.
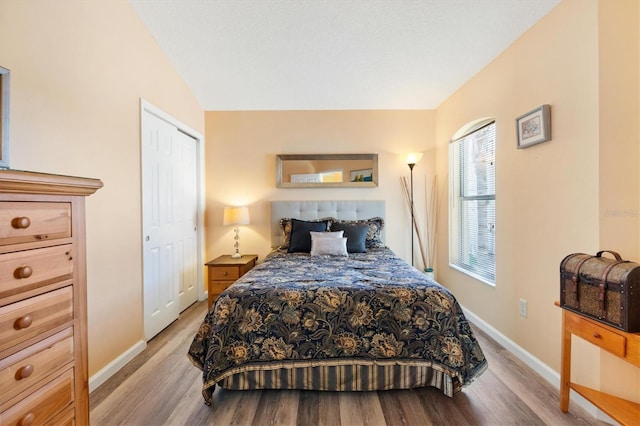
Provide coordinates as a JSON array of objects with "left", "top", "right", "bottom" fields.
[
  {"left": 0, "top": 1, "right": 204, "bottom": 375},
  {"left": 436, "top": 0, "right": 639, "bottom": 402},
  {"left": 597, "top": 0, "right": 640, "bottom": 400},
  {"left": 204, "top": 110, "right": 436, "bottom": 265}
]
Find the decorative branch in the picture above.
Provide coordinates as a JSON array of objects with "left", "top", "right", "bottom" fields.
[
  {"left": 401, "top": 176, "right": 428, "bottom": 269},
  {"left": 423, "top": 175, "right": 438, "bottom": 270}
]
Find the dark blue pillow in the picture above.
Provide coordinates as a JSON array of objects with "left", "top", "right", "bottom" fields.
[
  {"left": 330, "top": 222, "right": 368, "bottom": 253},
  {"left": 287, "top": 219, "right": 330, "bottom": 253}
]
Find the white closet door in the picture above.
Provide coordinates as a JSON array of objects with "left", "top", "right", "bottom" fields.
[
  {"left": 142, "top": 111, "right": 198, "bottom": 340},
  {"left": 175, "top": 130, "right": 198, "bottom": 312}
]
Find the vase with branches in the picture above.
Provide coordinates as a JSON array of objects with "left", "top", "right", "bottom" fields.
[{"left": 401, "top": 174, "right": 439, "bottom": 277}]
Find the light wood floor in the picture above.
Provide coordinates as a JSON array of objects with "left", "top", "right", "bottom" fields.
[{"left": 90, "top": 301, "right": 606, "bottom": 425}]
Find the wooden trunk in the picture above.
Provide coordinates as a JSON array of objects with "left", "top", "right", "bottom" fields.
[{"left": 560, "top": 250, "right": 640, "bottom": 332}]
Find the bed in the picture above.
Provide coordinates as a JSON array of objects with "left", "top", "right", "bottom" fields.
[{"left": 188, "top": 200, "right": 487, "bottom": 405}]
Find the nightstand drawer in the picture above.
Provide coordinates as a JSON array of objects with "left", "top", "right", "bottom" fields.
[
  {"left": 0, "top": 286, "right": 73, "bottom": 354},
  {"left": 1, "top": 367, "right": 74, "bottom": 426},
  {"left": 0, "top": 202, "right": 71, "bottom": 246},
  {"left": 0, "top": 328, "right": 74, "bottom": 405},
  {"left": 565, "top": 312, "right": 626, "bottom": 358},
  {"left": 209, "top": 280, "right": 234, "bottom": 295},
  {"left": 0, "top": 244, "right": 73, "bottom": 301},
  {"left": 209, "top": 267, "right": 240, "bottom": 281}
]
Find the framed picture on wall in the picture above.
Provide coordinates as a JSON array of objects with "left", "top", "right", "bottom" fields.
[
  {"left": 0, "top": 66, "right": 9, "bottom": 169},
  {"left": 516, "top": 104, "right": 551, "bottom": 149}
]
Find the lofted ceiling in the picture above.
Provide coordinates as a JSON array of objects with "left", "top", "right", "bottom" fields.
[{"left": 129, "top": 0, "right": 561, "bottom": 111}]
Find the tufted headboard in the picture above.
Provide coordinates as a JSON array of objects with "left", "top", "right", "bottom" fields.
[{"left": 270, "top": 200, "right": 385, "bottom": 248}]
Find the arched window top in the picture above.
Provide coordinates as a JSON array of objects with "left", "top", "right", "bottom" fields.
[{"left": 450, "top": 117, "right": 495, "bottom": 143}]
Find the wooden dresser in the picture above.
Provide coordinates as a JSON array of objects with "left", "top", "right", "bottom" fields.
[{"left": 0, "top": 170, "right": 102, "bottom": 425}]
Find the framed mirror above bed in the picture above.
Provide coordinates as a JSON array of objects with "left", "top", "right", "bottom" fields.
[{"left": 276, "top": 153, "right": 378, "bottom": 188}]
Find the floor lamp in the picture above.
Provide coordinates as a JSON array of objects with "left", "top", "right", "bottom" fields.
[{"left": 407, "top": 153, "right": 423, "bottom": 267}]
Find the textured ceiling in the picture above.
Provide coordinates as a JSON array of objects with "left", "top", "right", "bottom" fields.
[{"left": 129, "top": 0, "right": 561, "bottom": 111}]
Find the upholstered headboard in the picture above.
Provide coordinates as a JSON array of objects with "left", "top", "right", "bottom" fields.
[{"left": 270, "top": 200, "right": 385, "bottom": 248}]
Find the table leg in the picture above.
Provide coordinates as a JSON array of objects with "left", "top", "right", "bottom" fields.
[{"left": 560, "top": 309, "right": 572, "bottom": 412}]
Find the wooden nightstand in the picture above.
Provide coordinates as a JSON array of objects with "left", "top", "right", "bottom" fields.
[{"left": 205, "top": 255, "right": 258, "bottom": 308}]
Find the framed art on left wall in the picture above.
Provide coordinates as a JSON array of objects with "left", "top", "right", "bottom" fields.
[{"left": 0, "top": 66, "right": 9, "bottom": 169}]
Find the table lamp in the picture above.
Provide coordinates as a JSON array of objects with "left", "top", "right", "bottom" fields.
[{"left": 223, "top": 206, "right": 250, "bottom": 258}]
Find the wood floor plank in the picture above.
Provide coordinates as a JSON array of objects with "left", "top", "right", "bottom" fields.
[
  {"left": 90, "top": 301, "right": 604, "bottom": 425},
  {"left": 296, "top": 389, "right": 320, "bottom": 426},
  {"left": 163, "top": 374, "right": 217, "bottom": 425},
  {"left": 228, "top": 390, "right": 263, "bottom": 426},
  {"left": 415, "top": 387, "right": 472, "bottom": 425},
  {"left": 338, "top": 390, "right": 366, "bottom": 426},
  {"left": 465, "top": 366, "right": 543, "bottom": 424},
  {"left": 378, "top": 390, "right": 412, "bottom": 426},
  {"left": 252, "top": 389, "right": 300, "bottom": 426},
  {"left": 422, "top": 387, "right": 495, "bottom": 426},
  {"left": 353, "top": 391, "right": 388, "bottom": 426},
  {"left": 317, "top": 390, "right": 341, "bottom": 426}
]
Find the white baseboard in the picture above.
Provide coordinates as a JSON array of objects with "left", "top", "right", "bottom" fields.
[
  {"left": 460, "top": 305, "right": 617, "bottom": 424},
  {"left": 89, "top": 340, "right": 146, "bottom": 393}
]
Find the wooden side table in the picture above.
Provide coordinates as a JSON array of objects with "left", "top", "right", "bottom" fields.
[
  {"left": 557, "top": 303, "right": 640, "bottom": 425},
  {"left": 205, "top": 255, "right": 258, "bottom": 308}
]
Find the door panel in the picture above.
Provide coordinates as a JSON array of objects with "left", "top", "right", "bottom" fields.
[
  {"left": 142, "top": 112, "right": 198, "bottom": 340},
  {"left": 175, "top": 131, "right": 198, "bottom": 311}
]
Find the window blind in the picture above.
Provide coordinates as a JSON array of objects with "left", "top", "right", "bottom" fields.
[{"left": 449, "top": 122, "right": 496, "bottom": 284}]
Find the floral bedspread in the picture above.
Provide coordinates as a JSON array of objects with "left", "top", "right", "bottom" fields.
[{"left": 188, "top": 248, "right": 487, "bottom": 403}]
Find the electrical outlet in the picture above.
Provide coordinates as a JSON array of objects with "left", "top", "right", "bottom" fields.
[{"left": 519, "top": 299, "right": 528, "bottom": 317}]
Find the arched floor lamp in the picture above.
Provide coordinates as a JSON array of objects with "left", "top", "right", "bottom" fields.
[{"left": 406, "top": 152, "right": 423, "bottom": 267}]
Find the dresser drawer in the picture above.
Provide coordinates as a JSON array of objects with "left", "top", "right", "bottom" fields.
[
  {"left": 0, "top": 245, "right": 73, "bottom": 301},
  {"left": 0, "top": 287, "right": 73, "bottom": 354},
  {"left": 565, "top": 312, "right": 627, "bottom": 358},
  {"left": 0, "top": 328, "right": 74, "bottom": 406},
  {"left": 0, "top": 202, "right": 71, "bottom": 246},
  {"left": 1, "top": 367, "right": 74, "bottom": 426},
  {"left": 209, "top": 266, "right": 240, "bottom": 280},
  {"left": 48, "top": 406, "right": 75, "bottom": 426}
]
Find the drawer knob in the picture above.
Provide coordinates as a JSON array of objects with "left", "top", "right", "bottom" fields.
[
  {"left": 14, "top": 266, "right": 33, "bottom": 279},
  {"left": 223, "top": 272, "right": 228, "bottom": 276},
  {"left": 11, "top": 217, "right": 31, "bottom": 229},
  {"left": 16, "top": 364, "right": 34, "bottom": 380},
  {"left": 593, "top": 332, "right": 602, "bottom": 339},
  {"left": 15, "top": 315, "right": 33, "bottom": 330},
  {"left": 19, "top": 412, "right": 35, "bottom": 426}
]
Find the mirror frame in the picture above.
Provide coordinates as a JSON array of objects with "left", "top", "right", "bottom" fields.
[
  {"left": 276, "top": 153, "right": 378, "bottom": 188},
  {"left": 0, "top": 66, "right": 9, "bottom": 169}
]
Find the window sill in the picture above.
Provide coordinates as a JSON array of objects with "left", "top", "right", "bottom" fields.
[{"left": 449, "top": 263, "right": 496, "bottom": 287}]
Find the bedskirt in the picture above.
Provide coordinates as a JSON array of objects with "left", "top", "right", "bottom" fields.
[{"left": 216, "top": 360, "right": 459, "bottom": 395}]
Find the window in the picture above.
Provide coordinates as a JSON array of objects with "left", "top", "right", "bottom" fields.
[{"left": 449, "top": 120, "right": 496, "bottom": 285}]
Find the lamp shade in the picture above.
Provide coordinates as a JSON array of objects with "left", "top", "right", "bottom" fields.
[
  {"left": 223, "top": 206, "right": 250, "bottom": 226},
  {"left": 406, "top": 152, "right": 424, "bottom": 165}
]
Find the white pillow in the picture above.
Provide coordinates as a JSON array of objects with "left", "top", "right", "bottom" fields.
[
  {"left": 310, "top": 230, "right": 344, "bottom": 239},
  {"left": 310, "top": 237, "right": 348, "bottom": 256}
]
